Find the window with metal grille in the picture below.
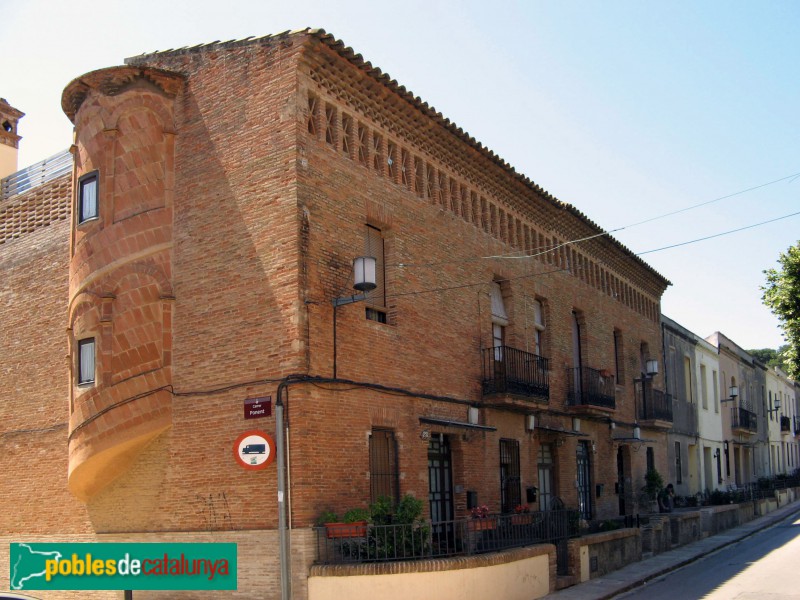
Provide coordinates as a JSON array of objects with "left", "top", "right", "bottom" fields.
[
  {"left": 500, "top": 439, "right": 521, "bottom": 513},
  {"left": 675, "top": 442, "right": 682, "bottom": 484},
  {"left": 369, "top": 429, "right": 398, "bottom": 504}
]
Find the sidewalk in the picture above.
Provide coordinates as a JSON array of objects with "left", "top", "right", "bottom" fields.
[{"left": 543, "top": 500, "right": 800, "bottom": 600}]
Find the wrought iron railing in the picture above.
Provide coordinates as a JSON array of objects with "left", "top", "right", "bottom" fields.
[
  {"left": 731, "top": 407, "right": 757, "bottom": 433},
  {"left": 481, "top": 346, "right": 549, "bottom": 399},
  {"left": 314, "top": 509, "right": 580, "bottom": 566},
  {"left": 1, "top": 149, "right": 71, "bottom": 201},
  {"left": 566, "top": 366, "right": 615, "bottom": 409},
  {"left": 781, "top": 415, "right": 791, "bottom": 433},
  {"left": 636, "top": 383, "right": 673, "bottom": 422}
]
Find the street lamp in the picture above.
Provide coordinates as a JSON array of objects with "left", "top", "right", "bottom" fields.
[
  {"left": 767, "top": 397, "right": 782, "bottom": 418},
  {"left": 720, "top": 385, "right": 739, "bottom": 403}
]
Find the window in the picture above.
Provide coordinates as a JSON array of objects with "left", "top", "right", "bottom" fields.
[
  {"left": 700, "top": 365, "right": 708, "bottom": 410},
  {"left": 683, "top": 356, "right": 693, "bottom": 403},
  {"left": 341, "top": 112, "right": 353, "bottom": 156},
  {"left": 646, "top": 447, "right": 655, "bottom": 473},
  {"left": 365, "top": 225, "right": 386, "bottom": 323},
  {"left": 675, "top": 442, "right": 682, "bottom": 484},
  {"left": 769, "top": 390, "right": 774, "bottom": 421},
  {"left": 324, "top": 104, "right": 336, "bottom": 146},
  {"left": 357, "top": 123, "right": 368, "bottom": 166},
  {"left": 713, "top": 370, "right": 719, "bottom": 413},
  {"left": 78, "top": 172, "right": 98, "bottom": 223},
  {"left": 307, "top": 93, "right": 318, "bottom": 136},
  {"left": 532, "top": 300, "right": 545, "bottom": 356},
  {"left": 490, "top": 282, "right": 509, "bottom": 355},
  {"left": 372, "top": 132, "right": 384, "bottom": 174},
  {"left": 500, "top": 439, "right": 520, "bottom": 513},
  {"left": 77, "top": 338, "right": 95, "bottom": 385},
  {"left": 369, "top": 429, "right": 399, "bottom": 503},
  {"left": 537, "top": 443, "right": 554, "bottom": 511},
  {"left": 613, "top": 329, "right": 624, "bottom": 383}
]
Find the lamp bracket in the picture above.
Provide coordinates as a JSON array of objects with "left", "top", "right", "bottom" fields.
[{"left": 332, "top": 293, "right": 367, "bottom": 307}]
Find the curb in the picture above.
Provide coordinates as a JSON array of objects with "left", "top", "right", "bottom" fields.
[{"left": 546, "top": 501, "right": 800, "bottom": 600}]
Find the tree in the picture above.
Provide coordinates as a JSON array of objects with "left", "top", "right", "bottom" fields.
[
  {"left": 746, "top": 345, "right": 790, "bottom": 372},
  {"left": 761, "top": 241, "right": 800, "bottom": 380}
]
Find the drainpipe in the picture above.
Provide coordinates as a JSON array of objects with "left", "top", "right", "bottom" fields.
[{"left": 276, "top": 379, "right": 290, "bottom": 600}]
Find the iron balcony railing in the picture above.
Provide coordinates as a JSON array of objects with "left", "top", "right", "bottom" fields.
[
  {"left": 636, "top": 382, "right": 673, "bottom": 422},
  {"left": 481, "top": 346, "right": 549, "bottom": 399},
  {"left": 1, "top": 149, "right": 71, "bottom": 201},
  {"left": 731, "top": 407, "right": 757, "bottom": 433},
  {"left": 566, "top": 366, "right": 615, "bottom": 409},
  {"left": 780, "top": 415, "right": 791, "bottom": 433},
  {"left": 314, "top": 509, "right": 580, "bottom": 567}
]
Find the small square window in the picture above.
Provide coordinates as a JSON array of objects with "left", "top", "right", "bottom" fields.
[
  {"left": 79, "top": 173, "right": 98, "bottom": 223},
  {"left": 78, "top": 338, "right": 95, "bottom": 385}
]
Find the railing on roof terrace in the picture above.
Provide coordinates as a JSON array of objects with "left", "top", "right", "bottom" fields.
[{"left": 1, "top": 149, "right": 72, "bottom": 201}]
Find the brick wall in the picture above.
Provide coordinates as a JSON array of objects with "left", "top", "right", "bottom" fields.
[{"left": 1, "top": 29, "right": 674, "bottom": 600}]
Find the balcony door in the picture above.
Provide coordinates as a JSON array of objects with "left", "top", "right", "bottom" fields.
[
  {"left": 571, "top": 312, "right": 583, "bottom": 398},
  {"left": 576, "top": 441, "right": 592, "bottom": 519},
  {"left": 428, "top": 434, "right": 453, "bottom": 525},
  {"left": 538, "top": 443, "right": 554, "bottom": 511}
]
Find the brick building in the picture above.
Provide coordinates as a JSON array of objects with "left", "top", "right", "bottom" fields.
[{"left": 1, "top": 29, "right": 671, "bottom": 598}]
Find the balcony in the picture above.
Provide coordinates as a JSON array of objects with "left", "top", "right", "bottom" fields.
[
  {"left": 731, "top": 407, "right": 757, "bottom": 434},
  {"left": 636, "top": 382, "right": 673, "bottom": 429},
  {"left": 781, "top": 415, "right": 791, "bottom": 434},
  {"left": 566, "top": 366, "right": 615, "bottom": 414},
  {"left": 481, "top": 346, "right": 549, "bottom": 408}
]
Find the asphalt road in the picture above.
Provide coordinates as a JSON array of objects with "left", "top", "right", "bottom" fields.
[{"left": 614, "top": 510, "right": 800, "bottom": 599}]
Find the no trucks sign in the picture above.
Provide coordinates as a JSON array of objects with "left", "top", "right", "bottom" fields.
[{"left": 233, "top": 430, "right": 276, "bottom": 471}]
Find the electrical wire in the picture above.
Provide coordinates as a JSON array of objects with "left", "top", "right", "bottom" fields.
[
  {"left": 636, "top": 210, "right": 800, "bottom": 256},
  {"left": 393, "top": 169, "right": 800, "bottom": 268}
]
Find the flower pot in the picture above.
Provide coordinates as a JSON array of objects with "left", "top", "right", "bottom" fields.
[
  {"left": 468, "top": 519, "right": 495, "bottom": 532},
  {"left": 511, "top": 514, "right": 533, "bottom": 526},
  {"left": 325, "top": 521, "right": 368, "bottom": 539}
]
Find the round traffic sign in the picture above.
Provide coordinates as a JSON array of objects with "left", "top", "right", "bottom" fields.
[{"left": 233, "top": 430, "right": 276, "bottom": 470}]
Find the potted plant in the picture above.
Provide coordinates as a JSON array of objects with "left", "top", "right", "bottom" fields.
[
  {"left": 641, "top": 468, "right": 664, "bottom": 513},
  {"left": 468, "top": 504, "right": 494, "bottom": 531},
  {"left": 511, "top": 503, "right": 532, "bottom": 525},
  {"left": 318, "top": 507, "right": 370, "bottom": 539}
]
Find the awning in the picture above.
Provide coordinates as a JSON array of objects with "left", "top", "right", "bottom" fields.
[
  {"left": 536, "top": 425, "right": 589, "bottom": 437},
  {"left": 419, "top": 417, "right": 497, "bottom": 432}
]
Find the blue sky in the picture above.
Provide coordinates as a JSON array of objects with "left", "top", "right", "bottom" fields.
[{"left": 2, "top": 0, "right": 798, "bottom": 351}]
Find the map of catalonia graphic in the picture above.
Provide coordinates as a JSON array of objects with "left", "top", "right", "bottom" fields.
[{"left": 10, "top": 544, "right": 62, "bottom": 590}]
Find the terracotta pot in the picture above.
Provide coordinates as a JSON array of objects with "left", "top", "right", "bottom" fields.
[{"left": 325, "top": 521, "right": 368, "bottom": 539}]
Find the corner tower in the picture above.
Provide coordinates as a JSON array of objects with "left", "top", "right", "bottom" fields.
[{"left": 62, "top": 66, "right": 184, "bottom": 500}]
